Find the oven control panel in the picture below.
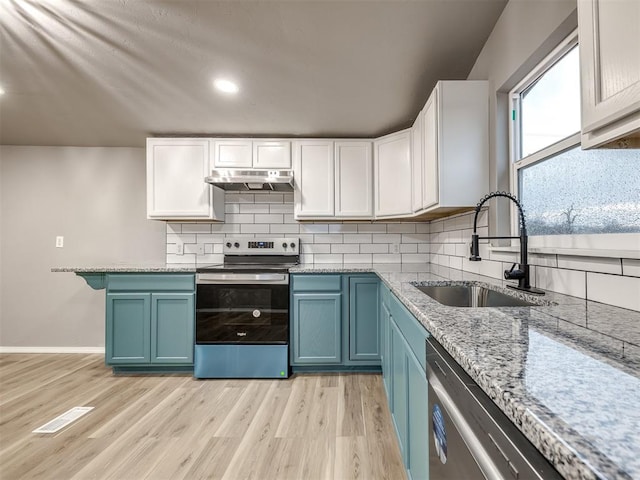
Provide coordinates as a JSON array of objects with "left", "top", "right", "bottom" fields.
[{"left": 223, "top": 237, "right": 299, "bottom": 255}]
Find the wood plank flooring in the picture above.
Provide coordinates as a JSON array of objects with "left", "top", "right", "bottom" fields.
[{"left": 0, "top": 354, "right": 406, "bottom": 480}]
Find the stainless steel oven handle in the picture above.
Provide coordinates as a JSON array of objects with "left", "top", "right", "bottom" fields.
[{"left": 196, "top": 273, "right": 289, "bottom": 285}]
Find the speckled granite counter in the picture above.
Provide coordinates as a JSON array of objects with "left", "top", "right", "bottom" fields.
[
  {"left": 56, "top": 262, "right": 640, "bottom": 479},
  {"left": 292, "top": 263, "right": 640, "bottom": 480},
  {"left": 52, "top": 264, "right": 198, "bottom": 273}
]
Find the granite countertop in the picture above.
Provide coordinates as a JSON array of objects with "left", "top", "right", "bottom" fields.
[
  {"left": 55, "top": 262, "right": 640, "bottom": 479},
  {"left": 51, "top": 264, "right": 198, "bottom": 273}
]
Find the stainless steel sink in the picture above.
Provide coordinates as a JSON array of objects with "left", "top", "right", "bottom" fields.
[{"left": 415, "top": 284, "right": 536, "bottom": 307}]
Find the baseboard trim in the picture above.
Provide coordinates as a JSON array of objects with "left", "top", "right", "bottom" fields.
[{"left": 0, "top": 346, "right": 105, "bottom": 354}]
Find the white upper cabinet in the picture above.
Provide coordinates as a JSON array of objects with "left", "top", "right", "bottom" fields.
[
  {"left": 253, "top": 140, "right": 292, "bottom": 168},
  {"left": 419, "top": 81, "right": 488, "bottom": 215},
  {"left": 146, "top": 138, "right": 224, "bottom": 220},
  {"left": 335, "top": 141, "right": 373, "bottom": 218},
  {"left": 411, "top": 111, "right": 424, "bottom": 213},
  {"left": 374, "top": 130, "right": 412, "bottom": 218},
  {"left": 293, "top": 140, "right": 373, "bottom": 219},
  {"left": 293, "top": 140, "right": 335, "bottom": 218},
  {"left": 578, "top": 0, "right": 640, "bottom": 148},
  {"left": 422, "top": 90, "right": 439, "bottom": 210},
  {"left": 212, "top": 139, "right": 291, "bottom": 168}
]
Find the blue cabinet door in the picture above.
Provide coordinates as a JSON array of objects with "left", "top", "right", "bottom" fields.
[
  {"left": 390, "top": 318, "right": 408, "bottom": 464},
  {"left": 380, "top": 300, "right": 392, "bottom": 400},
  {"left": 151, "top": 293, "right": 195, "bottom": 364},
  {"left": 106, "top": 293, "right": 151, "bottom": 364},
  {"left": 292, "top": 293, "right": 342, "bottom": 364},
  {"left": 407, "top": 347, "right": 429, "bottom": 480},
  {"left": 349, "top": 276, "right": 381, "bottom": 362}
]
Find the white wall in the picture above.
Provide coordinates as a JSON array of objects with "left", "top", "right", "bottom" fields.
[{"left": 0, "top": 146, "right": 166, "bottom": 350}]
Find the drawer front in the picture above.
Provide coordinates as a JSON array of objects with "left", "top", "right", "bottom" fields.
[
  {"left": 107, "top": 274, "right": 195, "bottom": 292},
  {"left": 291, "top": 274, "right": 342, "bottom": 292}
]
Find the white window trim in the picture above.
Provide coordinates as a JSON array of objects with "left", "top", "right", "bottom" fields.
[{"left": 507, "top": 30, "right": 639, "bottom": 257}]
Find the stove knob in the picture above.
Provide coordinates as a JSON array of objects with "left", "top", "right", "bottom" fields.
[
  {"left": 290, "top": 242, "right": 296, "bottom": 249},
  {"left": 282, "top": 242, "right": 288, "bottom": 249},
  {"left": 225, "top": 242, "right": 232, "bottom": 248},
  {"left": 234, "top": 242, "right": 240, "bottom": 248}
]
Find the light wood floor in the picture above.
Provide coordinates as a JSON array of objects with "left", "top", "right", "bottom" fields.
[{"left": 0, "top": 354, "right": 406, "bottom": 480}]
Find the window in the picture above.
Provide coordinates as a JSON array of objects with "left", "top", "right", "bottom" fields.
[{"left": 510, "top": 31, "right": 640, "bottom": 251}]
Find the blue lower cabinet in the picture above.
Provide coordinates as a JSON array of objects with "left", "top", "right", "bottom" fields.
[
  {"left": 380, "top": 282, "right": 429, "bottom": 480},
  {"left": 407, "top": 348, "right": 429, "bottom": 480},
  {"left": 106, "top": 293, "right": 151, "bottom": 364},
  {"left": 105, "top": 274, "right": 195, "bottom": 371},
  {"left": 151, "top": 293, "right": 195, "bottom": 364},
  {"left": 390, "top": 318, "right": 409, "bottom": 463},
  {"left": 292, "top": 293, "right": 342, "bottom": 364},
  {"left": 349, "top": 276, "right": 381, "bottom": 362}
]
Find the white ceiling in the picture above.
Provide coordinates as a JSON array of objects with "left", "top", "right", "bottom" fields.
[{"left": 0, "top": 0, "right": 507, "bottom": 148}]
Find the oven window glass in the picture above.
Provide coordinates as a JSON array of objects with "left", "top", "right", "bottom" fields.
[{"left": 196, "top": 283, "right": 289, "bottom": 344}]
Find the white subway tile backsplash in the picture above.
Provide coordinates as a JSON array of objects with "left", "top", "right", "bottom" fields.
[
  {"left": 357, "top": 224, "right": 387, "bottom": 233},
  {"left": 254, "top": 193, "right": 283, "bottom": 203},
  {"left": 558, "top": 256, "right": 622, "bottom": 275},
  {"left": 623, "top": 259, "right": 640, "bottom": 277},
  {"left": 164, "top": 196, "right": 637, "bottom": 312},
  {"left": 372, "top": 234, "right": 401, "bottom": 244},
  {"left": 166, "top": 223, "right": 182, "bottom": 234},
  {"left": 314, "top": 254, "right": 343, "bottom": 264},
  {"left": 331, "top": 244, "right": 360, "bottom": 254},
  {"left": 449, "top": 256, "right": 463, "bottom": 270},
  {"left": 241, "top": 224, "right": 270, "bottom": 234},
  {"left": 360, "top": 243, "right": 388, "bottom": 254},
  {"left": 401, "top": 254, "right": 429, "bottom": 263},
  {"left": 196, "top": 234, "right": 225, "bottom": 243},
  {"left": 587, "top": 273, "right": 640, "bottom": 311},
  {"left": 399, "top": 244, "right": 418, "bottom": 254},
  {"left": 254, "top": 214, "right": 284, "bottom": 224},
  {"left": 269, "top": 203, "right": 294, "bottom": 214},
  {"left": 167, "top": 233, "right": 196, "bottom": 244},
  {"left": 537, "top": 267, "right": 586, "bottom": 298},
  {"left": 302, "top": 244, "right": 331, "bottom": 254},
  {"left": 344, "top": 233, "right": 372, "bottom": 244},
  {"left": 344, "top": 254, "right": 373, "bottom": 263},
  {"left": 329, "top": 224, "right": 358, "bottom": 233},
  {"left": 226, "top": 214, "right": 254, "bottom": 224},
  {"left": 270, "top": 224, "right": 300, "bottom": 234},
  {"left": 300, "top": 224, "right": 329, "bottom": 234},
  {"left": 240, "top": 204, "right": 270, "bottom": 214},
  {"left": 372, "top": 254, "right": 402, "bottom": 263},
  {"left": 401, "top": 234, "right": 430, "bottom": 243},
  {"left": 387, "top": 224, "right": 417, "bottom": 233},
  {"left": 314, "top": 234, "right": 343, "bottom": 244}
]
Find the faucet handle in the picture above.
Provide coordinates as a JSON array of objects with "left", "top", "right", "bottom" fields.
[{"left": 504, "top": 263, "right": 525, "bottom": 280}]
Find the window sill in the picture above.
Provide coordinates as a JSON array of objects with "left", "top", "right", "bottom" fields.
[{"left": 489, "top": 245, "right": 640, "bottom": 260}]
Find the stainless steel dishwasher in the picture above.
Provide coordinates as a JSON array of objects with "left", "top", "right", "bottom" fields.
[{"left": 426, "top": 337, "right": 562, "bottom": 480}]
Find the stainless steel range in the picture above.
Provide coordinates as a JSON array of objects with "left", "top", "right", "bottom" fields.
[{"left": 193, "top": 237, "right": 299, "bottom": 379}]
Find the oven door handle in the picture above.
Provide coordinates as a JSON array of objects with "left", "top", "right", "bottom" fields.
[{"left": 196, "top": 273, "right": 289, "bottom": 285}]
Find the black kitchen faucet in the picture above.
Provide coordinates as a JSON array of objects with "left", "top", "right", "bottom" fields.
[{"left": 469, "top": 192, "right": 545, "bottom": 295}]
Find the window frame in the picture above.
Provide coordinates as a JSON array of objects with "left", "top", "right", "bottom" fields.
[{"left": 508, "top": 30, "right": 639, "bottom": 255}]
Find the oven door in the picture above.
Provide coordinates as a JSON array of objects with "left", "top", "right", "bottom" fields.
[{"left": 196, "top": 273, "right": 289, "bottom": 344}]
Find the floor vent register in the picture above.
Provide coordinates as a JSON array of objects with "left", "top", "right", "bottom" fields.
[{"left": 32, "top": 406, "right": 94, "bottom": 434}]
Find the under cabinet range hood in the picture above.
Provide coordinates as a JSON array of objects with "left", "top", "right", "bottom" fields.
[{"left": 205, "top": 169, "right": 294, "bottom": 191}]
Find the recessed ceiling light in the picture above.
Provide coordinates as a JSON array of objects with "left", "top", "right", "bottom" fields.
[
  {"left": 213, "top": 78, "right": 239, "bottom": 95},
  {"left": 0, "top": 86, "right": 5, "bottom": 95}
]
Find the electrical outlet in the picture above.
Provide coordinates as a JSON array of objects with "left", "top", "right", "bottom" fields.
[
  {"left": 391, "top": 243, "right": 400, "bottom": 254},
  {"left": 176, "top": 242, "right": 184, "bottom": 255},
  {"left": 196, "top": 244, "right": 205, "bottom": 255},
  {"left": 55, "top": 236, "right": 64, "bottom": 248}
]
